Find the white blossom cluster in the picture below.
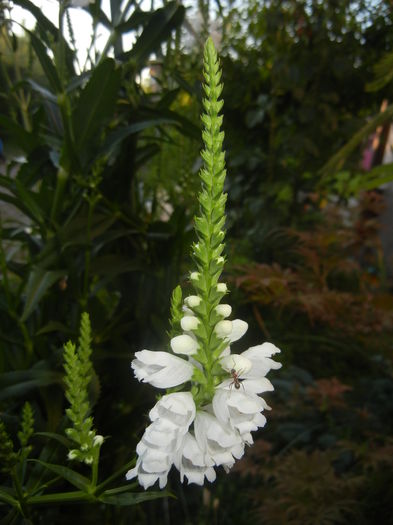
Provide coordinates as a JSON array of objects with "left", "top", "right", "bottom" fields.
[{"left": 126, "top": 296, "right": 281, "bottom": 489}]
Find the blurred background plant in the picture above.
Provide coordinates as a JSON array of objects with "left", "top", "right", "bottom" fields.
[{"left": 1, "top": 0, "right": 392, "bottom": 523}]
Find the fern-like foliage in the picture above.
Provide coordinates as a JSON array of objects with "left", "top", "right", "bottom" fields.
[{"left": 63, "top": 312, "right": 102, "bottom": 464}]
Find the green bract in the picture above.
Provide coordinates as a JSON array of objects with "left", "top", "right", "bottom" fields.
[{"left": 184, "top": 38, "right": 230, "bottom": 405}]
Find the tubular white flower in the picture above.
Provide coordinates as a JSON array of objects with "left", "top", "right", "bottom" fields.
[
  {"left": 149, "top": 392, "right": 196, "bottom": 428},
  {"left": 213, "top": 388, "right": 269, "bottom": 444},
  {"left": 132, "top": 350, "right": 194, "bottom": 388},
  {"left": 175, "top": 433, "right": 216, "bottom": 485},
  {"left": 190, "top": 271, "right": 200, "bottom": 281},
  {"left": 181, "top": 315, "right": 200, "bottom": 331},
  {"left": 127, "top": 393, "right": 196, "bottom": 489},
  {"left": 170, "top": 334, "right": 198, "bottom": 355},
  {"left": 194, "top": 411, "right": 244, "bottom": 469},
  {"left": 215, "top": 304, "right": 232, "bottom": 318}
]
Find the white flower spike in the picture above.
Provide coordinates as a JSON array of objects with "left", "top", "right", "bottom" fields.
[{"left": 127, "top": 38, "right": 281, "bottom": 490}]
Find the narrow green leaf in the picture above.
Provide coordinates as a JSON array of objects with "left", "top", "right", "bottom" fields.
[
  {"left": 0, "top": 370, "right": 62, "bottom": 401},
  {"left": 0, "top": 489, "right": 18, "bottom": 507},
  {"left": 28, "top": 31, "right": 62, "bottom": 93},
  {"left": 29, "top": 460, "right": 90, "bottom": 491},
  {"left": 320, "top": 103, "right": 393, "bottom": 178},
  {"left": 98, "top": 491, "right": 169, "bottom": 506},
  {"left": 72, "top": 58, "right": 121, "bottom": 153},
  {"left": 35, "top": 321, "right": 72, "bottom": 336},
  {"left": 34, "top": 432, "right": 72, "bottom": 449},
  {"left": 21, "top": 268, "right": 66, "bottom": 321},
  {"left": 27, "top": 490, "right": 88, "bottom": 505},
  {"left": 13, "top": 0, "right": 59, "bottom": 40},
  {"left": 125, "top": 2, "right": 185, "bottom": 66}
]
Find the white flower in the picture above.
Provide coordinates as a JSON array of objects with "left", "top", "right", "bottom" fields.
[
  {"left": 220, "top": 354, "right": 252, "bottom": 375},
  {"left": 170, "top": 334, "right": 198, "bottom": 355},
  {"left": 132, "top": 350, "right": 194, "bottom": 389},
  {"left": 194, "top": 410, "right": 244, "bottom": 470},
  {"left": 214, "top": 342, "right": 281, "bottom": 444},
  {"left": 126, "top": 393, "right": 196, "bottom": 489},
  {"left": 213, "top": 388, "right": 270, "bottom": 444},
  {"left": 175, "top": 433, "right": 216, "bottom": 485}
]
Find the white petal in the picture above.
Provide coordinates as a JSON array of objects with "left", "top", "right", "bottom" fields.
[
  {"left": 241, "top": 377, "right": 275, "bottom": 394},
  {"left": 170, "top": 334, "right": 198, "bottom": 355},
  {"left": 220, "top": 354, "right": 252, "bottom": 375},
  {"left": 229, "top": 319, "right": 248, "bottom": 342},
  {"left": 242, "top": 343, "right": 281, "bottom": 359},
  {"left": 132, "top": 350, "right": 194, "bottom": 388},
  {"left": 149, "top": 392, "right": 196, "bottom": 429}
]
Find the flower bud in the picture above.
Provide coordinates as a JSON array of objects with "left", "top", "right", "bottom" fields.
[
  {"left": 171, "top": 334, "right": 198, "bottom": 355},
  {"left": 181, "top": 315, "right": 200, "bottom": 331},
  {"left": 217, "top": 256, "right": 225, "bottom": 264},
  {"left": 190, "top": 272, "right": 200, "bottom": 281},
  {"left": 215, "top": 304, "right": 232, "bottom": 318},
  {"left": 68, "top": 450, "right": 78, "bottom": 460},
  {"left": 184, "top": 295, "right": 202, "bottom": 308},
  {"left": 93, "top": 435, "right": 104, "bottom": 447},
  {"left": 216, "top": 283, "right": 227, "bottom": 293},
  {"left": 84, "top": 456, "right": 94, "bottom": 465},
  {"left": 215, "top": 320, "right": 233, "bottom": 337}
]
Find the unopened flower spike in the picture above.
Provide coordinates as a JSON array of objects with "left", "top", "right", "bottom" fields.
[{"left": 127, "top": 37, "right": 282, "bottom": 490}]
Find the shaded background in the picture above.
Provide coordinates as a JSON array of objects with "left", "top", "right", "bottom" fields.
[{"left": 1, "top": 0, "right": 393, "bottom": 523}]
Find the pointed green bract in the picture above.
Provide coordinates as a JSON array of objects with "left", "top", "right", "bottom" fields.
[
  {"left": 18, "top": 402, "right": 34, "bottom": 449},
  {"left": 185, "top": 38, "right": 229, "bottom": 403},
  {"left": 63, "top": 313, "right": 101, "bottom": 465}
]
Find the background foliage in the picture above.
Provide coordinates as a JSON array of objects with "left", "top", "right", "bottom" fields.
[{"left": 0, "top": 0, "right": 392, "bottom": 523}]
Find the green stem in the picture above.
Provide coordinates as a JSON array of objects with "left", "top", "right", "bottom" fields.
[
  {"left": 81, "top": 198, "right": 95, "bottom": 308},
  {"left": 27, "top": 490, "right": 91, "bottom": 505}
]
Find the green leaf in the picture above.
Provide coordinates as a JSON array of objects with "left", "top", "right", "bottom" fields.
[
  {"left": 0, "top": 115, "right": 38, "bottom": 153},
  {"left": 98, "top": 491, "right": 169, "bottom": 506},
  {"left": 124, "top": 2, "right": 185, "bottom": 66},
  {"left": 29, "top": 460, "right": 90, "bottom": 491},
  {"left": 320, "top": 103, "right": 393, "bottom": 179},
  {"left": 21, "top": 268, "right": 66, "bottom": 321},
  {"left": 34, "top": 432, "right": 72, "bottom": 449},
  {"left": 13, "top": 0, "right": 59, "bottom": 40},
  {"left": 72, "top": 58, "right": 121, "bottom": 154},
  {"left": 0, "top": 488, "right": 18, "bottom": 507},
  {"left": 35, "top": 321, "right": 72, "bottom": 336},
  {"left": 0, "top": 369, "right": 62, "bottom": 401},
  {"left": 28, "top": 31, "right": 62, "bottom": 93}
]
